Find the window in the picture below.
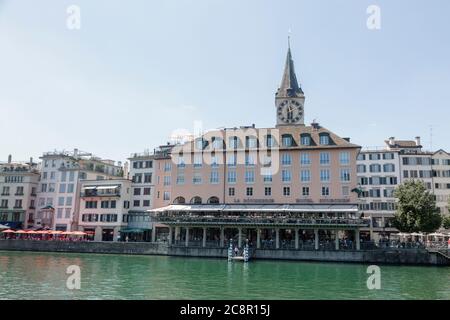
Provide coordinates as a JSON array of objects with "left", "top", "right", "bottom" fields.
[
  {"left": 176, "top": 174, "right": 185, "bottom": 185},
  {"left": 143, "top": 200, "right": 150, "bottom": 207},
  {"left": 228, "top": 137, "right": 238, "bottom": 149},
  {"left": 300, "top": 170, "right": 311, "bottom": 182},
  {"left": 50, "top": 172, "right": 56, "bottom": 180},
  {"left": 69, "top": 171, "right": 75, "bottom": 182},
  {"left": 300, "top": 153, "right": 311, "bottom": 165},
  {"left": 61, "top": 172, "right": 67, "bottom": 182},
  {"left": 282, "top": 136, "right": 293, "bottom": 147},
  {"left": 283, "top": 186, "right": 290, "bottom": 196},
  {"left": 340, "top": 169, "right": 350, "bottom": 182},
  {"left": 302, "top": 187, "right": 310, "bottom": 196},
  {"left": 0, "top": 200, "right": 8, "bottom": 208},
  {"left": 357, "top": 154, "right": 366, "bottom": 161},
  {"left": 67, "top": 184, "right": 74, "bottom": 193},
  {"left": 134, "top": 188, "right": 141, "bottom": 196},
  {"left": 212, "top": 138, "right": 223, "bottom": 149},
  {"left": 383, "top": 153, "right": 395, "bottom": 160},
  {"left": 1, "top": 187, "right": 9, "bottom": 195},
  {"left": 245, "top": 154, "right": 255, "bottom": 166},
  {"left": 85, "top": 201, "right": 97, "bottom": 209},
  {"left": 193, "top": 173, "right": 202, "bottom": 184},
  {"left": 101, "top": 200, "right": 109, "bottom": 209},
  {"left": 383, "top": 164, "right": 395, "bottom": 172},
  {"left": 163, "top": 176, "right": 171, "bottom": 186},
  {"left": 193, "top": 155, "right": 203, "bottom": 168},
  {"left": 370, "top": 164, "right": 382, "bottom": 173},
  {"left": 163, "top": 191, "right": 170, "bottom": 200},
  {"left": 133, "top": 200, "right": 140, "bottom": 207},
  {"left": 227, "top": 154, "right": 237, "bottom": 167},
  {"left": 245, "top": 170, "right": 255, "bottom": 183},
  {"left": 228, "top": 188, "right": 235, "bottom": 196},
  {"left": 59, "top": 184, "right": 66, "bottom": 193},
  {"left": 403, "top": 170, "right": 409, "bottom": 178},
  {"left": 340, "top": 152, "right": 350, "bottom": 165},
  {"left": 15, "top": 186, "right": 24, "bottom": 195},
  {"left": 246, "top": 136, "right": 257, "bottom": 149},
  {"left": 48, "top": 183, "right": 55, "bottom": 192},
  {"left": 58, "top": 197, "right": 65, "bottom": 206},
  {"left": 195, "top": 139, "right": 204, "bottom": 150},
  {"left": 320, "top": 152, "right": 330, "bottom": 165},
  {"left": 164, "top": 162, "right": 171, "bottom": 172},
  {"left": 57, "top": 208, "right": 63, "bottom": 219},
  {"left": 144, "top": 173, "right": 152, "bottom": 183},
  {"left": 265, "top": 187, "right": 272, "bottom": 196},
  {"left": 282, "top": 170, "right": 291, "bottom": 182},
  {"left": 14, "top": 199, "right": 22, "bottom": 208},
  {"left": 211, "top": 156, "right": 219, "bottom": 168},
  {"left": 342, "top": 186, "right": 350, "bottom": 196},
  {"left": 357, "top": 165, "right": 366, "bottom": 173},
  {"left": 281, "top": 153, "right": 292, "bottom": 166},
  {"left": 266, "top": 135, "right": 274, "bottom": 148},
  {"left": 210, "top": 171, "right": 219, "bottom": 184},
  {"left": 227, "top": 171, "right": 237, "bottom": 184},
  {"left": 321, "top": 186, "right": 330, "bottom": 196},
  {"left": 263, "top": 172, "right": 273, "bottom": 183},
  {"left": 143, "top": 188, "right": 151, "bottom": 195},
  {"left": 319, "top": 134, "right": 330, "bottom": 145},
  {"left": 133, "top": 174, "right": 142, "bottom": 183},
  {"left": 145, "top": 160, "right": 153, "bottom": 168},
  {"left": 300, "top": 135, "right": 311, "bottom": 146},
  {"left": 246, "top": 187, "right": 253, "bottom": 196},
  {"left": 41, "top": 184, "right": 47, "bottom": 192},
  {"left": 124, "top": 201, "right": 130, "bottom": 209},
  {"left": 320, "top": 169, "right": 330, "bottom": 182}
]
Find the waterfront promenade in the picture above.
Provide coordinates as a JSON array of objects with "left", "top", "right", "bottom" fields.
[{"left": 0, "top": 239, "right": 448, "bottom": 266}]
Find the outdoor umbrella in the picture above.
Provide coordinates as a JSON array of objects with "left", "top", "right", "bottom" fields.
[
  {"left": 72, "top": 231, "right": 87, "bottom": 236},
  {"left": 15, "top": 230, "right": 27, "bottom": 234},
  {"left": 1, "top": 229, "right": 15, "bottom": 233}
]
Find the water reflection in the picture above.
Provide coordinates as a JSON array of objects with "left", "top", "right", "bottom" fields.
[{"left": 0, "top": 251, "right": 448, "bottom": 300}]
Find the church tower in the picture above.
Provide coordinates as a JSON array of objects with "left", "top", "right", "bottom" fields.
[{"left": 275, "top": 41, "right": 305, "bottom": 126}]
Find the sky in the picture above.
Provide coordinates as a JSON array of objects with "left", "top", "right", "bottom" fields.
[{"left": 1, "top": 0, "right": 449, "bottom": 164}]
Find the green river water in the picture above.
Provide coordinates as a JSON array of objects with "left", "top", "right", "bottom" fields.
[{"left": 0, "top": 250, "right": 448, "bottom": 300}]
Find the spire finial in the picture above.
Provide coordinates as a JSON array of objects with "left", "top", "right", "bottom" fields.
[{"left": 288, "top": 28, "right": 292, "bottom": 49}]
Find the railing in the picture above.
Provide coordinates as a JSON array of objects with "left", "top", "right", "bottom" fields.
[{"left": 155, "top": 216, "right": 369, "bottom": 227}]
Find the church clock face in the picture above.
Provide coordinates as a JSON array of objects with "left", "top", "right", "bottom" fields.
[{"left": 277, "top": 100, "right": 303, "bottom": 124}]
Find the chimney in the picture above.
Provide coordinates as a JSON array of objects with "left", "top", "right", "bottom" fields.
[
  {"left": 7, "top": 155, "right": 12, "bottom": 164},
  {"left": 415, "top": 136, "right": 421, "bottom": 146},
  {"left": 389, "top": 137, "right": 395, "bottom": 145},
  {"left": 30, "top": 157, "right": 33, "bottom": 165}
]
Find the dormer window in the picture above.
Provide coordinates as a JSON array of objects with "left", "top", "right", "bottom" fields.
[
  {"left": 282, "top": 135, "right": 293, "bottom": 147},
  {"left": 300, "top": 134, "right": 311, "bottom": 146},
  {"left": 212, "top": 137, "right": 223, "bottom": 149},
  {"left": 245, "top": 136, "right": 257, "bottom": 149},
  {"left": 195, "top": 139, "right": 204, "bottom": 150},
  {"left": 266, "top": 135, "right": 275, "bottom": 148},
  {"left": 228, "top": 136, "right": 239, "bottom": 149},
  {"left": 319, "top": 134, "right": 330, "bottom": 145}
]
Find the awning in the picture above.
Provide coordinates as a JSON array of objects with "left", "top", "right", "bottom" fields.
[
  {"left": 120, "top": 228, "right": 149, "bottom": 233},
  {"left": 96, "top": 185, "right": 120, "bottom": 190},
  {"left": 148, "top": 203, "right": 359, "bottom": 213},
  {"left": 83, "top": 186, "right": 97, "bottom": 190}
]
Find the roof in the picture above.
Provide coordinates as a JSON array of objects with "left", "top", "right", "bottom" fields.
[
  {"left": 148, "top": 204, "right": 358, "bottom": 213},
  {"left": 276, "top": 45, "right": 304, "bottom": 98},
  {"left": 385, "top": 140, "right": 421, "bottom": 148}
]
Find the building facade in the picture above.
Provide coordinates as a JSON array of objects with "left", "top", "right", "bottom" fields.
[
  {"left": 432, "top": 149, "right": 450, "bottom": 215},
  {"left": 0, "top": 156, "right": 39, "bottom": 229},
  {"left": 36, "top": 149, "right": 124, "bottom": 231},
  {"left": 150, "top": 45, "right": 368, "bottom": 250},
  {"left": 78, "top": 179, "right": 131, "bottom": 241}
]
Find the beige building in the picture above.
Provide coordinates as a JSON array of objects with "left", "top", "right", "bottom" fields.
[
  {"left": 0, "top": 156, "right": 39, "bottom": 229},
  {"left": 432, "top": 149, "right": 450, "bottom": 216},
  {"left": 150, "top": 45, "right": 367, "bottom": 251},
  {"left": 78, "top": 179, "right": 131, "bottom": 241}
]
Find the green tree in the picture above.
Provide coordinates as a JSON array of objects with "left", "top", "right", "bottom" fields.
[
  {"left": 442, "top": 199, "right": 450, "bottom": 229},
  {"left": 392, "top": 180, "right": 442, "bottom": 233}
]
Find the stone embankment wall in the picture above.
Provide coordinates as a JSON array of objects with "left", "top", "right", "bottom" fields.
[{"left": 0, "top": 240, "right": 448, "bottom": 266}]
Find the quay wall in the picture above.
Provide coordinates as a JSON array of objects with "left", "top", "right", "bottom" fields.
[{"left": 0, "top": 240, "right": 448, "bottom": 266}]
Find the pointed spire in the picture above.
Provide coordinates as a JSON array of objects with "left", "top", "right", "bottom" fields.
[{"left": 276, "top": 40, "right": 303, "bottom": 97}]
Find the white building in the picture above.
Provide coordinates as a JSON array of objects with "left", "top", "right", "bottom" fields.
[
  {"left": 36, "top": 149, "right": 124, "bottom": 231},
  {"left": 78, "top": 179, "right": 131, "bottom": 241},
  {"left": 432, "top": 149, "right": 450, "bottom": 216},
  {"left": 0, "top": 155, "right": 39, "bottom": 229},
  {"left": 357, "top": 136, "right": 450, "bottom": 239},
  {"left": 128, "top": 151, "right": 155, "bottom": 211}
]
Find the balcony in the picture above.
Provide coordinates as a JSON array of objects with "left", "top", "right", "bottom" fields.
[
  {"left": 15, "top": 193, "right": 24, "bottom": 196},
  {"left": 0, "top": 206, "right": 8, "bottom": 209},
  {"left": 31, "top": 193, "right": 37, "bottom": 197},
  {"left": 1, "top": 193, "right": 10, "bottom": 196},
  {"left": 13, "top": 206, "right": 23, "bottom": 209},
  {"left": 29, "top": 206, "right": 36, "bottom": 210}
]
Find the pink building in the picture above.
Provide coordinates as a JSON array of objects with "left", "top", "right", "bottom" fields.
[{"left": 150, "top": 45, "right": 368, "bottom": 251}]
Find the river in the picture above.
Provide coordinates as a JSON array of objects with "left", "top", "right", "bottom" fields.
[{"left": 0, "top": 250, "right": 448, "bottom": 299}]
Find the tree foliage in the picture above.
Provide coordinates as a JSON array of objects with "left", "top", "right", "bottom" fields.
[{"left": 392, "top": 180, "right": 442, "bottom": 233}]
